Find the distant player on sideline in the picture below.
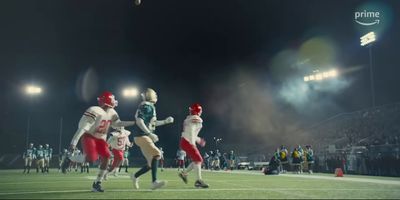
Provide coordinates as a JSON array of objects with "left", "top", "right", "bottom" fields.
[
  {"left": 62, "top": 91, "right": 135, "bottom": 192},
  {"left": 228, "top": 150, "right": 236, "bottom": 170},
  {"left": 104, "top": 127, "right": 133, "bottom": 180},
  {"left": 130, "top": 88, "right": 174, "bottom": 190},
  {"left": 43, "top": 144, "right": 52, "bottom": 173},
  {"left": 176, "top": 149, "right": 186, "bottom": 171},
  {"left": 35, "top": 145, "right": 45, "bottom": 173},
  {"left": 58, "top": 149, "right": 68, "bottom": 172},
  {"left": 159, "top": 147, "right": 165, "bottom": 172},
  {"left": 178, "top": 103, "right": 209, "bottom": 188},
  {"left": 23, "top": 143, "right": 35, "bottom": 174},
  {"left": 72, "top": 148, "right": 81, "bottom": 172},
  {"left": 305, "top": 145, "right": 314, "bottom": 174},
  {"left": 119, "top": 146, "right": 130, "bottom": 173}
]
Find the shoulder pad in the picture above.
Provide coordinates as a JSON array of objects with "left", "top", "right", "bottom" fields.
[
  {"left": 84, "top": 106, "right": 103, "bottom": 119},
  {"left": 139, "top": 104, "right": 153, "bottom": 114}
]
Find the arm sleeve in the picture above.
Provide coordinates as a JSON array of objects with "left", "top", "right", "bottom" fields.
[
  {"left": 111, "top": 109, "right": 135, "bottom": 128},
  {"left": 155, "top": 120, "right": 166, "bottom": 126},
  {"left": 70, "top": 115, "right": 96, "bottom": 146},
  {"left": 112, "top": 119, "right": 135, "bottom": 128}
]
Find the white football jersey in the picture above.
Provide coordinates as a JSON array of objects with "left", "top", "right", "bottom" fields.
[
  {"left": 107, "top": 130, "right": 131, "bottom": 150},
  {"left": 79, "top": 106, "right": 119, "bottom": 141},
  {"left": 181, "top": 115, "right": 203, "bottom": 145}
]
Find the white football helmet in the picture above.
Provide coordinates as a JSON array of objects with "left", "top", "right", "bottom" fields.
[{"left": 141, "top": 88, "right": 158, "bottom": 103}]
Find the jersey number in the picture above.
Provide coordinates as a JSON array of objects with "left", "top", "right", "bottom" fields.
[
  {"left": 117, "top": 138, "right": 124, "bottom": 146},
  {"left": 97, "top": 120, "right": 112, "bottom": 134}
]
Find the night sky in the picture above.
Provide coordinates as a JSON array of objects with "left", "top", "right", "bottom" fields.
[{"left": 1, "top": 0, "right": 399, "bottom": 157}]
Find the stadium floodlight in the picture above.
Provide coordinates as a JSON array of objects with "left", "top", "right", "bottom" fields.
[
  {"left": 328, "top": 70, "right": 337, "bottom": 77},
  {"left": 303, "top": 69, "right": 338, "bottom": 82},
  {"left": 25, "top": 85, "right": 42, "bottom": 95},
  {"left": 315, "top": 73, "right": 323, "bottom": 81},
  {"left": 122, "top": 87, "right": 139, "bottom": 98},
  {"left": 360, "top": 32, "right": 376, "bottom": 46}
]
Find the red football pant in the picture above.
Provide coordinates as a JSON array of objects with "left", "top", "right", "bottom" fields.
[
  {"left": 81, "top": 134, "right": 111, "bottom": 162},
  {"left": 111, "top": 149, "right": 123, "bottom": 170},
  {"left": 180, "top": 137, "right": 203, "bottom": 163}
]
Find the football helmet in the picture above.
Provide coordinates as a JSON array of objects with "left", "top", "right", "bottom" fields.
[
  {"left": 141, "top": 88, "right": 158, "bottom": 103},
  {"left": 39, "top": 145, "right": 43, "bottom": 149},
  {"left": 97, "top": 91, "right": 118, "bottom": 108},
  {"left": 189, "top": 103, "right": 202, "bottom": 116}
]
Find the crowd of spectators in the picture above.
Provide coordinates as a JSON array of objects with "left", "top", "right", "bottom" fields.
[{"left": 303, "top": 102, "right": 400, "bottom": 176}]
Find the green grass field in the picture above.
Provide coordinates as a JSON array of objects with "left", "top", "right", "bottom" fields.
[{"left": 1, "top": 168, "right": 400, "bottom": 199}]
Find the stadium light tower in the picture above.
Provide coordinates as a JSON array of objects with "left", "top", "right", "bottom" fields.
[
  {"left": 122, "top": 87, "right": 139, "bottom": 98},
  {"left": 360, "top": 32, "right": 376, "bottom": 107},
  {"left": 24, "top": 84, "right": 43, "bottom": 148}
]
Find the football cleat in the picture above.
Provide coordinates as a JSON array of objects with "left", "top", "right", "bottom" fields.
[
  {"left": 178, "top": 172, "right": 188, "bottom": 184},
  {"left": 130, "top": 174, "right": 139, "bottom": 189},
  {"left": 195, "top": 180, "right": 209, "bottom": 188},
  {"left": 92, "top": 182, "right": 104, "bottom": 192},
  {"left": 150, "top": 180, "right": 166, "bottom": 190}
]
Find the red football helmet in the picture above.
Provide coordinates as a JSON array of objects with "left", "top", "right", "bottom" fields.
[
  {"left": 97, "top": 91, "right": 118, "bottom": 108},
  {"left": 189, "top": 103, "right": 202, "bottom": 116}
]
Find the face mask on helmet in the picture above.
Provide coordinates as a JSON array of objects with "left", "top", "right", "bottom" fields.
[
  {"left": 141, "top": 88, "right": 158, "bottom": 103},
  {"left": 189, "top": 103, "right": 202, "bottom": 116},
  {"left": 98, "top": 91, "right": 118, "bottom": 108}
]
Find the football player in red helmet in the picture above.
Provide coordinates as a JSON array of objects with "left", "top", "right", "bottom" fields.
[
  {"left": 178, "top": 103, "right": 209, "bottom": 188},
  {"left": 62, "top": 91, "right": 135, "bottom": 192}
]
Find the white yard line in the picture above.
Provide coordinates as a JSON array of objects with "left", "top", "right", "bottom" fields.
[
  {"left": 0, "top": 188, "right": 398, "bottom": 196},
  {"left": 279, "top": 174, "right": 400, "bottom": 186},
  {"left": 208, "top": 170, "right": 400, "bottom": 186}
]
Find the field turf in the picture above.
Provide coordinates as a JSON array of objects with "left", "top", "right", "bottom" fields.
[{"left": 0, "top": 168, "right": 400, "bottom": 199}]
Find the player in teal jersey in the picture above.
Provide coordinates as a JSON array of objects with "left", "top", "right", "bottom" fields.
[
  {"left": 119, "top": 147, "right": 130, "bottom": 173},
  {"left": 23, "top": 143, "right": 35, "bottom": 174},
  {"left": 43, "top": 144, "right": 53, "bottom": 173},
  {"left": 35, "top": 145, "right": 45, "bottom": 173},
  {"left": 130, "top": 88, "right": 174, "bottom": 190}
]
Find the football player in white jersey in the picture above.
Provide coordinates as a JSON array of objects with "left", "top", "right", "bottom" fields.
[
  {"left": 104, "top": 127, "right": 133, "bottom": 180},
  {"left": 62, "top": 91, "right": 135, "bottom": 192},
  {"left": 178, "top": 103, "right": 209, "bottom": 188},
  {"left": 130, "top": 88, "right": 174, "bottom": 190}
]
